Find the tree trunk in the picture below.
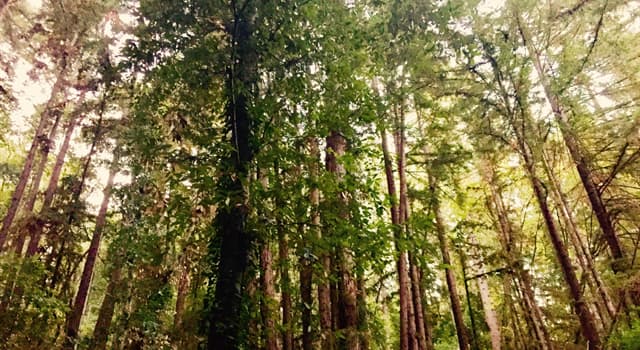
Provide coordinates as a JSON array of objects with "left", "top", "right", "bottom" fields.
[
  {"left": 514, "top": 11, "right": 625, "bottom": 269},
  {"left": 0, "top": 69, "right": 68, "bottom": 250},
  {"left": 64, "top": 155, "right": 118, "bottom": 348},
  {"left": 13, "top": 110, "right": 62, "bottom": 255},
  {"left": 299, "top": 243, "right": 313, "bottom": 350},
  {"left": 380, "top": 128, "right": 411, "bottom": 350},
  {"left": 310, "top": 137, "right": 333, "bottom": 349},
  {"left": 27, "top": 102, "right": 85, "bottom": 256},
  {"left": 429, "top": 174, "right": 471, "bottom": 350},
  {"left": 478, "top": 160, "right": 553, "bottom": 350},
  {"left": 410, "top": 256, "right": 431, "bottom": 350},
  {"left": 326, "top": 130, "right": 359, "bottom": 350},
  {"left": 174, "top": 255, "right": 191, "bottom": 331},
  {"left": 207, "top": 4, "right": 258, "bottom": 349},
  {"left": 279, "top": 230, "right": 293, "bottom": 350},
  {"left": 475, "top": 259, "right": 501, "bottom": 350},
  {"left": 260, "top": 242, "right": 278, "bottom": 350},
  {"left": 91, "top": 265, "right": 121, "bottom": 350},
  {"left": 510, "top": 125, "right": 602, "bottom": 348},
  {"left": 541, "top": 151, "right": 616, "bottom": 321}
]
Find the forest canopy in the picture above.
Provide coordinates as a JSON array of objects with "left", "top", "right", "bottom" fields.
[{"left": 1, "top": 0, "right": 640, "bottom": 349}]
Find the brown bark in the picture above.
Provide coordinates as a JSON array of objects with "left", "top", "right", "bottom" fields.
[
  {"left": 300, "top": 247, "right": 313, "bottom": 350},
  {"left": 27, "top": 102, "right": 85, "bottom": 256},
  {"left": 326, "top": 130, "right": 359, "bottom": 350},
  {"left": 13, "top": 111, "right": 62, "bottom": 255},
  {"left": 260, "top": 242, "right": 278, "bottom": 350},
  {"left": 479, "top": 161, "right": 553, "bottom": 350},
  {"left": 381, "top": 128, "right": 412, "bottom": 350},
  {"left": 91, "top": 265, "right": 121, "bottom": 350},
  {"left": 429, "top": 175, "right": 471, "bottom": 350},
  {"left": 310, "top": 137, "right": 333, "bottom": 349},
  {"left": 477, "top": 264, "right": 501, "bottom": 350},
  {"left": 528, "top": 169, "right": 601, "bottom": 348},
  {"left": 279, "top": 230, "right": 293, "bottom": 350},
  {"left": 64, "top": 155, "right": 118, "bottom": 348},
  {"left": 174, "top": 256, "right": 191, "bottom": 331},
  {"left": 514, "top": 11, "right": 624, "bottom": 268},
  {"left": 0, "top": 69, "right": 68, "bottom": 250},
  {"left": 410, "top": 256, "right": 431, "bottom": 350},
  {"left": 541, "top": 151, "right": 616, "bottom": 321}
]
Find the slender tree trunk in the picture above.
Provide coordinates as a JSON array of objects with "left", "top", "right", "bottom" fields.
[
  {"left": 279, "top": 229, "right": 293, "bottom": 350},
  {"left": 429, "top": 175, "right": 471, "bottom": 350},
  {"left": 418, "top": 267, "right": 435, "bottom": 350},
  {"left": 208, "top": 4, "right": 258, "bottom": 348},
  {"left": 381, "top": 128, "right": 411, "bottom": 350},
  {"left": 300, "top": 243, "right": 313, "bottom": 350},
  {"left": 174, "top": 255, "right": 191, "bottom": 331},
  {"left": 541, "top": 151, "right": 616, "bottom": 320},
  {"left": 260, "top": 242, "right": 278, "bottom": 350},
  {"left": 410, "top": 256, "right": 431, "bottom": 350},
  {"left": 393, "top": 108, "right": 420, "bottom": 350},
  {"left": 27, "top": 102, "right": 85, "bottom": 257},
  {"left": 514, "top": 11, "right": 625, "bottom": 269},
  {"left": 0, "top": 69, "right": 68, "bottom": 250},
  {"left": 91, "top": 265, "right": 121, "bottom": 350},
  {"left": 326, "top": 130, "right": 359, "bottom": 350},
  {"left": 479, "top": 160, "right": 553, "bottom": 350},
  {"left": 13, "top": 111, "right": 62, "bottom": 255},
  {"left": 64, "top": 155, "right": 118, "bottom": 348},
  {"left": 512, "top": 130, "right": 602, "bottom": 348},
  {"left": 309, "top": 137, "right": 333, "bottom": 349},
  {"left": 475, "top": 262, "right": 501, "bottom": 350}
]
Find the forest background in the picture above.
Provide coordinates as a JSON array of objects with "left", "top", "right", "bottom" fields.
[{"left": 1, "top": 0, "right": 640, "bottom": 349}]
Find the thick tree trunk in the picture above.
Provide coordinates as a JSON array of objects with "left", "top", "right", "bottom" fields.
[
  {"left": 260, "top": 242, "right": 278, "bottom": 350},
  {"left": 515, "top": 12, "right": 624, "bottom": 269},
  {"left": 0, "top": 70, "right": 68, "bottom": 250},
  {"left": 64, "top": 156, "right": 118, "bottom": 348},
  {"left": 430, "top": 175, "right": 471, "bottom": 350},
  {"left": 208, "top": 4, "right": 257, "bottom": 349},
  {"left": 91, "top": 265, "right": 121, "bottom": 350},
  {"left": 326, "top": 130, "right": 359, "bottom": 350}
]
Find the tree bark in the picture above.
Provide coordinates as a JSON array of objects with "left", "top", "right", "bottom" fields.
[
  {"left": 13, "top": 110, "right": 62, "bottom": 255},
  {"left": 326, "top": 130, "right": 359, "bottom": 350},
  {"left": 0, "top": 69, "right": 68, "bottom": 250},
  {"left": 260, "top": 242, "right": 278, "bottom": 350},
  {"left": 541, "top": 151, "right": 616, "bottom": 321},
  {"left": 208, "top": 3, "right": 258, "bottom": 348},
  {"left": 278, "top": 229, "right": 293, "bottom": 350},
  {"left": 174, "top": 254, "right": 191, "bottom": 332},
  {"left": 380, "top": 128, "right": 412, "bottom": 350},
  {"left": 27, "top": 102, "right": 85, "bottom": 256},
  {"left": 514, "top": 11, "right": 625, "bottom": 269},
  {"left": 429, "top": 174, "right": 471, "bottom": 350},
  {"left": 91, "top": 265, "right": 121, "bottom": 350},
  {"left": 309, "top": 137, "right": 333, "bottom": 349},
  {"left": 478, "top": 160, "right": 553, "bottom": 350},
  {"left": 64, "top": 155, "right": 118, "bottom": 348}
]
